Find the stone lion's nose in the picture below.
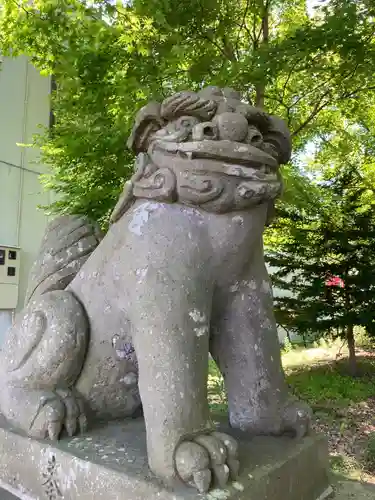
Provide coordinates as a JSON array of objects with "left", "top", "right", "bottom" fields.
[
  {"left": 191, "top": 113, "right": 253, "bottom": 143},
  {"left": 213, "top": 112, "right": 249, "bottom": 142},
  {"left": 192, "top": 122, "right": 219, "bottom": 141}
]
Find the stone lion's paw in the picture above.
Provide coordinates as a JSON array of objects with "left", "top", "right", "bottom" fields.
[
  {"left": 175, "top": 431, "right": 239, "bottom": 493},
  {"left": 282, "top": 399, "right": 312, "bottom": 439},
  {"left": 30, "top": 389, "right": 87, "bottom": 440}
]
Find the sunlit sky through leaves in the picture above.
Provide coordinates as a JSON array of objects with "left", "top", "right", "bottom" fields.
[{"left": 307, "top": 0, "right": 330, "bottom": 17}]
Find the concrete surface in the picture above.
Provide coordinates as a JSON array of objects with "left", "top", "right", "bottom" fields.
[
  {"left": 0, "top": 490, "right": 18, "bottom": 500},
  {"left": 2, "top": 477, "right": 374, "bottom": 499},
  {"left": 0, "top": 414, "right": 330, "bottom": 499},
  {"left": 333, "top": 479, "right": 375, "bottom": 499}
]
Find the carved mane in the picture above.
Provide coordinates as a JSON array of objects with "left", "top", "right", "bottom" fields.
[{"left": 111, "top": 87, "right": 291, "bottom": 224}]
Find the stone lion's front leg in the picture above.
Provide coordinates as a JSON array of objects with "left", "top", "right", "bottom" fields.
[
  {"left": 129, "top": 249, "right": 238, "bottom": 492},
  {"left": 211, "top": 246, "right": 311, "bottom": 438}
]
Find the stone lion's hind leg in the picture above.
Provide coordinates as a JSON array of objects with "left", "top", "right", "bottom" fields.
[
  {"left": 0, "top": 290, "right": 89, "bottom": 439},
  {"left": 211, "top": 257, "right": 311, "bottom": 437}
]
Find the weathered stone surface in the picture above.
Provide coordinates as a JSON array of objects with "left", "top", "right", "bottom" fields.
[
  {"left": 25, "top": 215, "right": 103, "bottom": 304},
  {"left": 0, "top": 290, "right": 89, "bottom": 440},
  {"left": 0, "top": 86, "right": 317, "bottom": 494},
  {"left": 114, "top": 87, "right": 290, "bottom": 223},
  {"left": 0, "top": 416, "right": 330, "bottom": 500}
]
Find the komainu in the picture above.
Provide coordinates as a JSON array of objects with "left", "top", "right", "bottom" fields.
[{"left": 0, "top": 87, "right": 311, "bottom": 494}]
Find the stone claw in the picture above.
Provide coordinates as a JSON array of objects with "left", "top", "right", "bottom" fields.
[
  {"left": 212, "top": 431, "right": 240, "bottom": 479},
  {"left": 212, "top": 431, "right": 238, "bottom": 457},
  {"left": 227, "top": 458, "right": 240, "bottom": 479},
  {"left": 212, "top": 464, "right": 230, "bottom": 488},
  {"left": 65, "top": 418, "right": 77, "bottom": 437},
  {"left": 282, "top": 400, "right": 312, "bottom": 438},
  {"left": 78, "top": 414, "right": 88, "bottom": 434},
  {"left": 47, "top": 420, "right": 63, "bottom": 441},
  {"left": 30, "top": 389, "right": 87, "bottom": 440},
  {"left": 175, "top": 431, "right": 239, "bottom": 493},
  {"left": 194, "top": 434, "right": 227, "bottom": 464},
  {"left": 193, "top": 470, "right": 212, "bottom": 493}
]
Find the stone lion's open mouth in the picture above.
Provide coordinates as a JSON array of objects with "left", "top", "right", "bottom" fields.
[{"left": 150, "top": 139, "right": 278, "bottom": 171}]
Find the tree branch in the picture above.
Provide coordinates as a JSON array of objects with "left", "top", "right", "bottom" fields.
[
  {"left": 255, "top": 0, "right": 270, "bottom": 108},
  {"left": 339, "top": 84, "right": 375, "bottom": 100},
  {"left": 290, "top": 77, "right": 333, "bottom": 109},
  {"left": 291, "top": 92, "right": 331, "bottom": 137},
  {"left": 195, "top": 0, "right": 231, "bottom": 60},
  {"left": 280, "top": 57, "right": 303, "bottom": 104},
  {"left": 221, "top": 34, "right": 237, "bottom": 61},
  {"left": 198, "top": 32, "right": 230, "bottom": 59},
  {"left": 235, "top": 0, "right": 251, "bottom": 54}
]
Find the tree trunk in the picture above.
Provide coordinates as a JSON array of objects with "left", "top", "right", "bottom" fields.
[
  {"left": 344, "top": 275, "right": 357, "bottom": 376},
  {"left": 285, "top": 327, "right": 292, "bottom": 344},
  {"left": 255, "top": 3, "right": 269, "bottom": 109},
  {"left": 346, "top": 324, "right": 358, "bottom": 377},
  {"left": 302, "top": 333, "right": 308, "bottom": 348}
]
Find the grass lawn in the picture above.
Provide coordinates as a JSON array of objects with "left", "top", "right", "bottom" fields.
[{"left": 208, "top": 340, "right": 375, "bottom": 485}]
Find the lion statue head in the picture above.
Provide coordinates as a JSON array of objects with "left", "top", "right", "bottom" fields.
[{"left": 111, "top": 86, "right": 291, "bottom": 223}]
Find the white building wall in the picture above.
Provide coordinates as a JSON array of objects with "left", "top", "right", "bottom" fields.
[{"left": 0, "top": 56, "right": 53, "bottom": 343}]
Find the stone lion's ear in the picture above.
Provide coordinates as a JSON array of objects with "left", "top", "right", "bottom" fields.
[
  {"left": 127, "top": 102, "right": 164, "bottom": 153},
  {"left": 263, "top": 115, "right": 292, "bottom": 165}
]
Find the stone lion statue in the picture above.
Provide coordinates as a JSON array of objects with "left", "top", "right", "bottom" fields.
[{"left": 0, "top": 86, "right": 311, "bottom": 494}]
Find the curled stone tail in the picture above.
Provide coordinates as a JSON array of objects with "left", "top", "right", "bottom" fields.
[{"left": 25, "top": 215, "right": 103, "bottom": 304}]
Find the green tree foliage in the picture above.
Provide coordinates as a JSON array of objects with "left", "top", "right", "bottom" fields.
[
  {"left": 1, "top": 0, "right": 375, "bottom": 224},
  {"left": 267, "top": 157, "right": 375, "bottom": 375},
  {"left": 1, "top": 0, "right": 160, "bottom": 224}
]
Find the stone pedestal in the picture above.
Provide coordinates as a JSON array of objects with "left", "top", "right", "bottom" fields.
[{"left": 0, "top": 415, "right": 332, "bottom": 500}]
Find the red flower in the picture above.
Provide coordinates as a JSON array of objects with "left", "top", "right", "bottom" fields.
[{"left": 325, "top": 275, "right": 345, "bottom": 288}]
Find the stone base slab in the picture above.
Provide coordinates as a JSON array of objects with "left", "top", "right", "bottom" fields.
[{"left": 0, "top": 414, "right": 331, "bottom": 499}]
